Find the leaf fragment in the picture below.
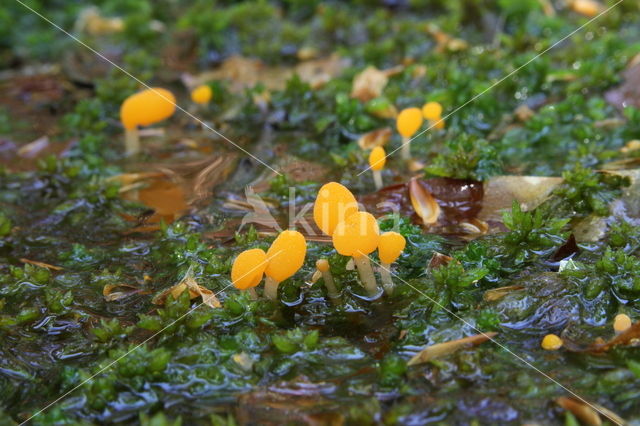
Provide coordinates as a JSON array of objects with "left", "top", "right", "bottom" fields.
[
  {"left": 408, "top": 332, "right": 497, "bottom": 366},
  {"left": 409, "top": 178, "right": 440, "bottom": 225}
]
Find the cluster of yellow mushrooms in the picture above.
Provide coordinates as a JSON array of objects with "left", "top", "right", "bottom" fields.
[
  {"left": 231, "top": 182, "right": 406, "bottom": 300},
  {"left": 367, "top": 101, "right": 445, "bottom": 190},
  {"left": 119, "top": 88, "right": 631, "bottom": 350}
]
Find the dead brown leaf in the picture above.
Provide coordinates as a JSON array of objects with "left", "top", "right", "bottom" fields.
[
  {"left": 569, "top": 0, "right": 604, "bottom": 17},
  {"left": 152, "top": 274, "right": 221, "bottom": 308},
  {"left": 555, "top": 397, "right": 602, "bottom": 426},
  {"left": 103, "top": 283, "right": 148, "bottom": 302},
  {"left": 588, "top": 322, "right": 640, "bottom": 353},
  {"left": 427, "top": 252, "right": 453, "bottom": 270},
  {"left": 351, "top": 66, "right": 389, "bottom": 102},
  {"left": 357, "top": 127, "right": 392, "bottom": 150},
  {"left": 19, "top": 258, "right": 63, "bottom": 271},
  {"left": 409, "top": 177, "right": 440, "bottom": 225},
  {"left": 483, "top": 285, "right": 524, "bottom": 302},
  {"left": 408, "top": 332, "right": 497, "bottom": 366}
]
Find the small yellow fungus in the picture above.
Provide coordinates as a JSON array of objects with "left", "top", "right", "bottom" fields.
[
  {"left": 231, "top": 248, "right": 268, "bottom": 299},
  {"left": 264, "top": 230, "right": 307, "bottom": 300},
  {"left": 316, "top": 258, "right": 339, "bottom": 300},
  {"left": 396, "top": 107, "right": 423, "bottom": 160},
  {"left": 368, "top": 146, "right": 386, "bottom": 190},
  {"left": 313, "top": 182, "right": 359, "bottom": 236},
  {"left": 422, "top": 101, "right": 443, "bottom": 121},
  {"left": 433, "top": 118, "right": 445, "bottom": 130},
  {"left": 377, "top": 232, "right": 406, "bottom": 295},
  {"left": 191, "top": 85, "right": 212, "bottom": 105},
  {"left": 541, "top": 334, "right": 563, "bottom": 350},
  {"left": 333, "top": 212, "right": 380, "bottom": 297},
  {"left": 120, "top": 88, "right": 176, "bottom": 155},
  {"left": 613, "top": 313, "right": 632, "bottom": 333}
]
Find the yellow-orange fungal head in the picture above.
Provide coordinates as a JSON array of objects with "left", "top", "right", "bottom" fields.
[
  {"left": 120, "top": 88, "right": 176, "bottom": 130},
  {"left": 369, "top": 146, "right": 386, "bottom": 171},
  {"left": 231, "top": 248, "right": 267, "bottom": 290},
  {"left": 613, "top": 313, "right": 632, "bottom": 333},
  {"left": 313, "top": 182, "right": 359, "bottom": 236},
  {"left": 433, "top": 118, "right": 445, "bottom": 130},
  {"left": 422, "top": 101, "right": 443, "bottom": 121},
  {"left": 396, "top": 107, "right": 423, "bottom": 138},
  {"left": 541, "top": 334, "right": 563, "bottom": 350},
  {"left": 332, "top": 212, "right": 379, "bottom": 258},
  {"left": 378, "top": 231, "right": 406, "bottom": 264},
  {"left": 265, "top": 230, "right": 307, "bottom": 282},
  {"left": 316, "top": 259, "right": 330, "bottom": 273},
  {"left": 191, "top": 85, "right": 212, "bottom": 105}
]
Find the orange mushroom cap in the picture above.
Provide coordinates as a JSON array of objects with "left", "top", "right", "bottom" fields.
[
  {"left": 191, "top": 85, "right": 212, "bottom": 105},
  {"left": 120, "top": 88, "right": 176, "bottom": 130},
  {"left": 316, "top": 259, "right": 330, "bottom": 273},
  {"left": 378, "top": 231, "right": 406, "bottom": 264},
  {"left": 313, "top": 182, "right": 359, "bottom": 236},
  {"left": 265, "top": 230, "right": 307, "bottom": 282},
  {"left": 231, "top": 248, "right": 267, "bottom": 290},
  {"left": 396, "top": 107, "right": 423, "bottom": 138},
  {"left": 613, "top": 313, "right": 632, "bottom": 333},
  {"left": 332, "top": 211, "right": 379, "bottom": 258},
  {"left": 541, "top": 334, "right": 563, "bottom": 350},
  {"left": 422, "top": 101, "right": 443, "bottom": 121},
  {"left": 369, "top": 146, "right": 386, "bottom": 171}
]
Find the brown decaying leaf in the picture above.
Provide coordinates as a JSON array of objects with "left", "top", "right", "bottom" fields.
[
  {"left": 588, "top": 321, "right": 640, "bottom": 353},
  {"left": 152, "top": 274, "right": 221, "bottom": 308},
  {"left": 483, "top": 285, "right": 524, "bottom": 302},
  {"left": 357, "top": 127, "right": 392, "bottom": 150},
  {"left": 479, "top": 176, "right": 563, "bottom": 222},
  {"left": 183, "top": 54, "right": 350, "bottom": 93},
  {"left": 19, "top": 258, "right": 63, "bottom": 271},
  {"left": 350, "top": 66, "right": 402, "bottom": 102},
  {"left": 409, "top": 178, "right": 441, "bottom": 226},
  {"left": 103, "top": 283, "right": 148, "bottom": 302},
  {"left": 427, "top": 252, "right": 453, "bottom": 270},
  {"left": 408, "top": 332, "right": 497, "bottom": 366},
  {"left": 551, "top": 234, "right": 579, "bottom": 262},
  {"left": 569, "top": 0, "right": 604, "bottom": 17},
  {"left": 555, "top": 397, "right": 602, "bottom": 426},
  {"left": 459, "top": 218, "right": 489, "bottom": 236},
  {"left": 74, "top": 7, "right": 124, "bottom": 35},
  {"left": 426, "top": 24, "right": 469, "bottom": 53}
]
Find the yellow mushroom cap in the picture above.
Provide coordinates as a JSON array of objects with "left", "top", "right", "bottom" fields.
[
  {"left": 369, "top": 146, "right": 386, "bottom": 171},
  {"left": 316, "top": 259, "right": 330, "bottom": 273},
  {"left": 332, "top": 211, "right": 380, "bottom": 258},
  {"left": 422, "top": 101, "right": 443, "bottom": 121},
  {"left": 433, "top": 118, "right": 445, "bottom": 130},
  {"left": 191, "top": 85, "right": 212, "bottom": 105},
  {"left": 541, "top": 334, "right": 563, "bottom": 350},
  {"left": 396, "top": 107, "right": 423, "bottom": 138},
  {"left": 313, "top": 182, "right": 359, "bottom": 236},
  {"left": 378, "top": 231, "right": 406, "bottom": 264},
  {"left": 231, "top": 248, "right": 267, "bottom": 290},
  {"left": 613, "top": 313, "right": 632, "bottom": 333},
  {"left": 264, "top": 230, "right": 307, "bottom": 282},
  {"left": 120, "top": 88, "right": 176, "bottom": 130}
]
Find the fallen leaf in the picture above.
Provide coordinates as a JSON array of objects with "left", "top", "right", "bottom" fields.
[
  {"left": 17, "top": 136, "right": 49, "bottom": 158},
  {"left": 408, "top": 332, "right": 497, "bottom": 366},
  {"left": 588, "top": 321, "right": 640, "bottom": 353},
  {"left": 459, "top": 218, "right": 489, "bottom": 236},
  {"left": 351, "top": 66, "right": 390, "bottom": 102},
  {"left": 357, "top": 127, "right": 392, "bottom": 150},
  {"left": 555, "top": 397, "right": 602, "bottom": 426},
  {"left": 427, "top": 252, "right": 453, "bottom": 270},
  {"left": 19, "top": 258, "right": 63, "bottom": 271},
  {"left": 551, "top": 234, "right": 579, "bottom": 262},
  {"left": 483, "top": 285, "right": 524, "bottom": 302},
  {"left": 74, "top": 7, "right": 124, "bottom": 35},
  {"left": 103, "top": 283, "right": 147, "bottom": 302},
  {"left": 152, "top": 273, "right": 221, "bottom": 308},
  {"left": 409, "top": 177, "right": 441, "bottom": 225}
]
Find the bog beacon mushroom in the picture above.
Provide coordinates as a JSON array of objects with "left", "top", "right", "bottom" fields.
[
  {"left": 120, "top": 88, "right": 177, "bottom": 155},
  {"left": 396, "top": 107, "right": 423, "bottom": 161},
  {"left": 377, "top": 231, "right": 406, "bottom": 295},
  {"left": 422, "top": 101, "right": 445, "bottom": 130},
  {"left": 191, "top": 85, "right": 213, "bottom": 105},
  {"left": 313, "top": 182, "right": 359, "bottom": 236},
  {"left": 332, "top": 211, "right": 380, "bottom": 297},
  {"left": 368, "top": 146, "right": 386, "bottom": 190},
  {"left": 231, "top": 248, "right": 268, "bottom": 299},
  {"left": 613, "top": 313, "right": 631, "bottom": 333},
  {"left": 264, "top": 230, "right": 307, "bottom": 300},
  {"left": 316, "top": 258, "right": 339, "bottom": 300},
  {"left": 541, "top": 334, "right": 563, "bottom": 350}
]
